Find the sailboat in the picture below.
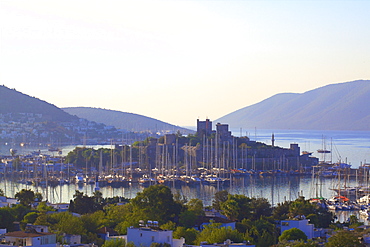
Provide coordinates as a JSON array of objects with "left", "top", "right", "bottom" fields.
[{"left": 329, "top": 166, "right": 367, "bottom": 201}]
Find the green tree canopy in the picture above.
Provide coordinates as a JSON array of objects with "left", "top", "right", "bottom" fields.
[
  {"left": 220, "top": 194, "right": 272, "bottom": 221},
  {"left": 187, "top": 198, "right": 204, "bottom": 216},
  {"left": 15, "top": 189, "right": 35, "bottom": 207},
  {"left": 101, "top": 238, "right": 126, "bottom": 247},
  {"left": 0, "top": 207, "right": 16, "bottom": 231},
  {"left": 289, "top": 196, "right": 315, "bottom": 218},
  {"left": 173, "top": 227, "right": 199, "bottom": 245},
  {"left": 50, "top": 212, "right": 87, "bottom": 235},
  {"left": 279, "top": 228, "right": 308, "bottom": 242},
  {"left": 69, "top": 190, "right": 103, "bottom": 214},
  {"left": 196, "top": 222, "right": 244, "bottom": 245},
  {"left": 23, "top": 212, "right": 39, "bottom": 224},
  {"left": 325, "top": 230, "right": 362, "bottom": 247},
  {"left": 130, "top": 184, "right": 182, "bottom": 224},
  {"left": 273, "top": 197, "right": 333, "bottom": 228},
  {"left": 212, "top": 190, "right": 229, "bottom": 211},
  {"left": 238, "top": 218, "right": 277, "bottom": 247}
]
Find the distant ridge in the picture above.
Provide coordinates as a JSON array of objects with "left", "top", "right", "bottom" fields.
[
  {"left": 216, "top": 80, "right": 370, "bottom": 131},
  {"left": 0, "top": 85, "right": 122, "bottom": 143},
  {"left": 63, "top": 107, "right": 194, "bottom": 134},
  {"left": 0, "top": 85, "right": 77, "bottom": 122}
]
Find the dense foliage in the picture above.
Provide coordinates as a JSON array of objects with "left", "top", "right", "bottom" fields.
[{"left": 2, "top": 185, "right": 345, "bottom": 247}]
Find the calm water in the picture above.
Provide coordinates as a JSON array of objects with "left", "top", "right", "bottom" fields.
[
  {"left": 0, "top": 175, "right": 358, "bottom": 206},
  {"left": 1, "top": 129, "right": 369, "bottom": 206},
  {"left": 232, "top": 128, "right": 370, "bottom": 168}
]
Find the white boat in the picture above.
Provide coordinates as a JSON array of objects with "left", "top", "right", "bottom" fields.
[{"left": 75, "top": 173, "right": 84, "bottom": 184}]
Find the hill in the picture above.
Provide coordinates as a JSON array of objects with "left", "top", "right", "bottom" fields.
[
  {"left": 0, "top": 85, "right": 77, "bottom": 122},
  {"left": 215, "top": 80, "right": 370, "bottom": 131},
  {"left": 0, "top": 85, "right": 120, "bottom": 143},
  {"left": 62, "top": 107, "right": 194, "bottom": 134}
]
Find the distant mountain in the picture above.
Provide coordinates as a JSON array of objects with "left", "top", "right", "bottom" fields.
[
  {"left": 0, "top": 85, "right": 120, "bottom": 143},
  {"left": 0, "top": 85, "right": 77, "bottom": 122},
  {"left": 62, "top": 107, "right": 194, "bottom": 134},
  {"left": 216, "top": 80, "right": 370, "bottom": 131}
]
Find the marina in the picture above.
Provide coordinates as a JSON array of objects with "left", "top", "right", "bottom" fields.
[{"left": 1, "top": 129, "right": 369, "bottom": 208}]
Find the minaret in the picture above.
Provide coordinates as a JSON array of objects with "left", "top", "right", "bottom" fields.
[{"left": 272, "top": 133, "right": 275, "bottom": 147}]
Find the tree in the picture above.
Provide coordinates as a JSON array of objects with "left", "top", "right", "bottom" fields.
[
  {"left": 15, "top": 189, "right": 35, "bottom": 207},
  {"left": 81, "top": 210, "right": 106, "bottom": 234},
  {"left": 212, "top": 190, "right": 229, "bottom": 211},
  {"left": 220, "top": 194, "right": 252, "bottom": 221},
  {"left": 325, "top": 230, "right": 362, "bottom": 247},
  {"left": 173, "top": 227, "right": 199, "bottom": 245},
  {"left": 239, "top": 218, "right": 277, "bottom": 247},
  {"left": 0, "top": 207, "right": 16, "bottom": 231},
  {"left": 102, "top": 238, "right": 126, "bottom": 247},
  {"left": 279, "top": 228, "right": 307, "bottom": 242},
  {"left": 288, "top": 197, "right": 334, "bottom": 228},
  {"left": 0, "top": 189, "right": 4, "bottom": 196},
  {"left": 23, "top": 212, "right": 39, "bottom": 224},
  {"left": 69, "top": 190, "right": 102, "bottom": 214},
  {"left": 130, "top": 185, "right": 182, "bottom": 224},
  {"left": 51, "top": 212, "right": 87, "bottom": 235},
  {"left": 289, "top": 196, "right": 315, "bottom": 218},
  {"left": 10, "top": 204, "right": 29, "bottom": 221},
  {"left": 250, "top": 197, "right": 272, "bottom": 220},
  {"left": 179, "top": 210, "right": 197, "bottom": 228},
  {"left": 187, "top": 198, "right": 204, "bottom": 216},
  {"left": 220, "top": 199, "right": 240, "bottom": 221},
  {"left": 105, "top": 204, "right": 132, "bottom": 228},
  {"left": 196, "top": 222, "right": 244, "bottom": 245},
  {"left": 36, "top": 201, "right": 55, "bottom": 213},
  {"left": 273, "top": 201, "right": 291, "bottom": 220},
  {"left": 160, "top": 221, "right": 177, "bottom": 231}
]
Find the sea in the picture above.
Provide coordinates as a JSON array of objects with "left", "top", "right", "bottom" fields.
[{"left": 1, "top": 129, "right": 369, "bottom": 210}]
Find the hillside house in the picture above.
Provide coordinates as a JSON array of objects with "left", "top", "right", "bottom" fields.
[
  {"left": 280, "top": 218, "right": 314, "bottom": 239},
  {"left": 1, "top": 230, "right": 56, "bottom": 247}
]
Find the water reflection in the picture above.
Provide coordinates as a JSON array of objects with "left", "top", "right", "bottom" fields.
[{"left": 1, "top": 175, "right": 354, "bottom": 206}]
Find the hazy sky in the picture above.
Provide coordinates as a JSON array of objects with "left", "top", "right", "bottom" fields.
[{"left": 1, "top": 1, "right": 369, "bottom": 127}]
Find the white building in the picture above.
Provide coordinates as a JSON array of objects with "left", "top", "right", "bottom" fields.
[
  {"left": 127, "top": 226, "right": 176, "bottom": 247},
  {"left": 1, "top": 231, "right": 57, "bottom": 247},
  {"left": 280, "top": 219, "right": 314, "bottom": 239},
  {"left": 50, "top": 203, "right": 70, "bottom": 212},
  {"left": 0, "top": 196, "right": 19, "bottom": 208}
]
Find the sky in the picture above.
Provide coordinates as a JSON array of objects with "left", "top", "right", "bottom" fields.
[{"left": 1, "top": 0, "right": 370, "bottom": 127}]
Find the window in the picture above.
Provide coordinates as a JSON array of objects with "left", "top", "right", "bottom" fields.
[
  {"left": 140, "top": 233, "right": 142, "bottom": 237},
  {"left": 282, "top": 222, "right": 289, "bottom": 226},
  {"left": 151, "top": 236, "right": 155, "bottom": 242}
]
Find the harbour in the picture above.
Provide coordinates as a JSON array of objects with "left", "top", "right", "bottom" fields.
[{"left": 1, "top": 128, "right": 369, "bottom": 207}]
